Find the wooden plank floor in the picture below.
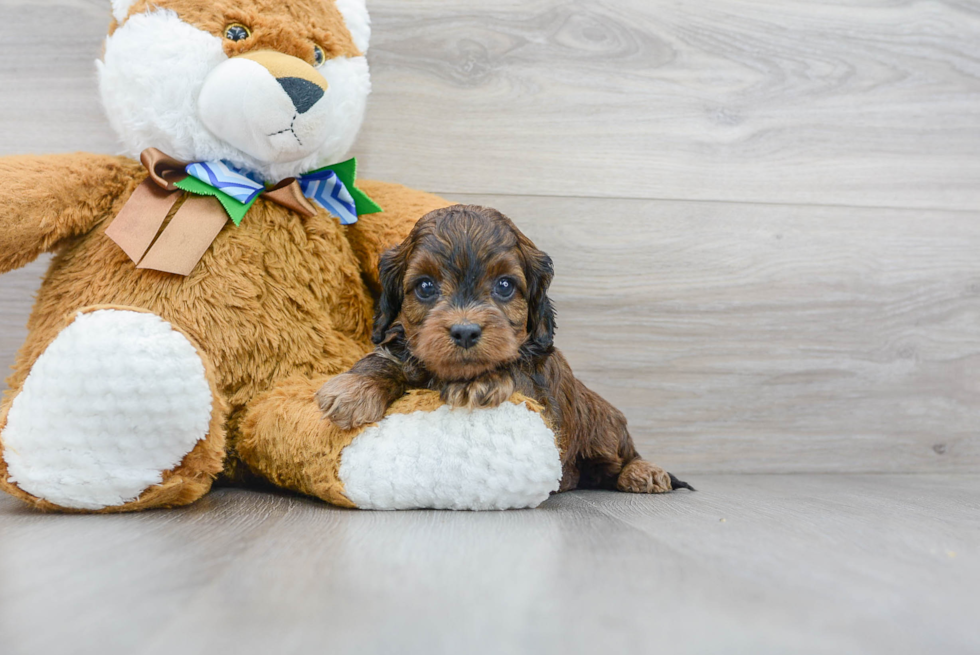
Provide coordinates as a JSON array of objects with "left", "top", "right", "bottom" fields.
[
  {"left": 4, "top": 197, "right": 980, "bottom": 474},
  {"left": 0, "top": 0, "right": 980, "bottom": 472},
  {"left": 359, "top": 0, "right": 980, "bottom": 211},
  {"left": 2, "top": 1, "right": 978, "bottom": 473},
  {"left": 3, "top": 1, "right": 980, "bottom": 210},
  {"left": 1, "top": 4, "right": 979, "bottom": 652},
  {"left": 1, "top": 475, "right": 977, "bottom": 655}
]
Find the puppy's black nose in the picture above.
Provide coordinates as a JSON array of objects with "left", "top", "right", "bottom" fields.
[
  {"left": 450, "top": 323, "right": 482, "bottom": 349},
  {"left": 277, "top": 77, "right": 324, "bottom": 114}
]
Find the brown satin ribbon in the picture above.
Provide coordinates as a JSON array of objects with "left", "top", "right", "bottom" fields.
[{"left": 105, "top": 148, "right": 318, "bottom": 276}]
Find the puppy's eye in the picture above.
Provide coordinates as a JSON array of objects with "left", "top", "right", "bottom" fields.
[
  {"left": 415, "top": 278, "right": 439, "bottom": 301},
  {"left": 224, "top": 24, "right": 251, "bottom": 42},
  {"left": 493, "top": 277, "right": 517, "bottom": 300},
  {"left": 313, "top": 44, "right": 326, "bottom": 67}
]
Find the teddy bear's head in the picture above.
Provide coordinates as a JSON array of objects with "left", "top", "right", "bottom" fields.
[{"left": 98, "top": 0, "right": 371, "bottom": 182}]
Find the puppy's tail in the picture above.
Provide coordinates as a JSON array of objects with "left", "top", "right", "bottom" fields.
[{"left": 668, "top": 473, "right": 696, "bottom": 492}]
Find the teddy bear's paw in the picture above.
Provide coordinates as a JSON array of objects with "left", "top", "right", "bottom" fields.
[
  {"left": 0, "top": 309, "right": 215, "bottom": 511},
  {"left": 338, "top": 399, "right": 562, "bottom": 510}
]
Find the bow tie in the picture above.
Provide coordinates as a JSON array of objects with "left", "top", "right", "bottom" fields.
[
  {"left": 183, "top": 159, "right": 373, "bottom": 226},
  {"left": 106, "top": 148, "right": 382, "bottom": 276}
]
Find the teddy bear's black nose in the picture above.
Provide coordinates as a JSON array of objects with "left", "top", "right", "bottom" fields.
[
  {"left": 450, "top": 324, "right": 482, "bottom": 350},
  {"left": 277, "top": 77, "right": 324, "bottom": 114}
]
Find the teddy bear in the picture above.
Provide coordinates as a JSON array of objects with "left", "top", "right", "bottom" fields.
[{"left": 0, "top": 0, "right": 563, "bottom": 512}]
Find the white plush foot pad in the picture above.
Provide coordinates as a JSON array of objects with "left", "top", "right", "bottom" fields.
[
  {"left": 339, "top": 402, "right": 562, "bottom": 510},
  {"left": 1, "top": 309, "right": 213, "bottom": 510}
]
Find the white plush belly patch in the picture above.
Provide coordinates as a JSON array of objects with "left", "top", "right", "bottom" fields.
[
  {"left": 1, "top": 309, "right": 213, "bottom": 510},
  {"left": 339, "top": 401, "right": 562, "bottom": 510}
]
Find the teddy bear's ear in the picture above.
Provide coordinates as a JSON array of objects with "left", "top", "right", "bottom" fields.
[
  {"left": 110, "top": 0, "right": 139, "bottom": 22},
  {"left": 335, "top": 0, "right": 371, "bottom": 54}
]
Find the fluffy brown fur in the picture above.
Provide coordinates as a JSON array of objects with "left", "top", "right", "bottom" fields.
[
  {"left": 0, "top": 151, "right": 451, "bottom": 509},
  {"left": 112, "top": 1, "right": 362, "bottom": 61},
  {"left": 318, "top": 205, "right": 694, "bottom": 494}
]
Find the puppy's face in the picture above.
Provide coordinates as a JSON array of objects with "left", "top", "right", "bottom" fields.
[{"left": 375, "top": 206, "right": 556, "bottom": 381}]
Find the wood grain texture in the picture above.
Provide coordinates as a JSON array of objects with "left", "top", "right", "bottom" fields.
[
  {"left": 2, "top": 6, "right": 978, "bottom": 653},
  {"left": 0, "top": 258, "right": 49, "bottom": 385},
  {"left": 452, "top": 194, "right": 980, "bottom": 474},
  {"left": 3, "top": 197, "right": 980, "bottom": 474},
  {"left": 0, "top": 1, "right": 118, "bottom": 155},
  {"left": 0, "top": 477, "right": 977, "bottom": 655},
  {"left": 2, "top": 1, "right": 979, "bottom": 474},
  {"left": 358, "top": 0, "right": 980, "bottom": 210},
  {"left": 1, "top": 1, "right": 979, "bottom": 209}
]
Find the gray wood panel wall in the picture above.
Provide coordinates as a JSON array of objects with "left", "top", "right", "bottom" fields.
[{"left": 1, "top": 0, "right": 978, "bottom": 473}]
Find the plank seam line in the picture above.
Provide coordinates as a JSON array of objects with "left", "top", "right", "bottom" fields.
[{"left": 440, "top": 190, "right": 979, "bottom": 215}]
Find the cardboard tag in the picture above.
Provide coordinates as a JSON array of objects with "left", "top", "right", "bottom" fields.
[
  {"left": 104, "top": 180, "right": 180, "bottom": 264},
  {"left": 137, "top": 195, "right": 229, "bottom": 276}
]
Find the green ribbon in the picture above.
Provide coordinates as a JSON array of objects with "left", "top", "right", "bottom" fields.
[{"left": 174, "top": 157, "right": 382, "bottom": 226}]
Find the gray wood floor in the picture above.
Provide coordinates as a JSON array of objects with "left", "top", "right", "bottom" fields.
[
  {"left": 1, "top": 4, "right": 979, "bottom": 653},
  {"left": 2, "top": 475, "right": 977, "bottom": 655}
]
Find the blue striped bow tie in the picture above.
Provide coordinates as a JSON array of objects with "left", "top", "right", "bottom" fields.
[
  {"left": 106, "top": 149, "right": 382, "bottom": 277},
  {"left": 181, "top": 158, "right": 380, "bottom": 226}
]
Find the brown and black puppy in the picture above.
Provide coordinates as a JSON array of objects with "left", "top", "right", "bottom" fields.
[{"left": 317, "top": 204, "right": 693, "bottom": 494}]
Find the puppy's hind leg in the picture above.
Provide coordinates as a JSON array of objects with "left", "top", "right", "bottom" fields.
[
  {"left": 570, "top": 383, "right": 694, "bottom": 494},
  {"left": 616, "top": 458, "right": 696, "bottom": 494}
]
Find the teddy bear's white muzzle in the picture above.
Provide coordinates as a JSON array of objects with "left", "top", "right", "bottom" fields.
[{"left": 198, "top": 56, "right": 331, "bottom": 164}]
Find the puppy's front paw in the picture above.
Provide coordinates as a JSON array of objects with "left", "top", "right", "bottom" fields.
[
  {"left": 441, "top": 371, "right": 515, "bottom": 410},
  {"left": 316, "top": 374, "right": 389, "bottom": 430},
  {"left": 616, "top": 459, "right": 674, "bottom": 494}
]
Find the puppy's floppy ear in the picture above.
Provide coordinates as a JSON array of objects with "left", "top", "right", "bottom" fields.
[
  {"left": 520, "top": 236, "right": 557, "bottom": 356},
  {"left": 372, "top": 241, "right": 409, "bottom": 344}
]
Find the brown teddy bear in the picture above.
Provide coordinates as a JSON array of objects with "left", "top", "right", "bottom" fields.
[{"left": 0, "top": 0, "right": 564, "bottom": 512}]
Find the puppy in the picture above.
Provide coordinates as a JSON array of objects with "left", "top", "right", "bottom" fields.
[{"left": 317, "top": 205, "right": 693, "bottom": 494}]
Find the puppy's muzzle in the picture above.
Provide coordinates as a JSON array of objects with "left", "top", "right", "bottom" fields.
[{"left": 449, "top": 323, "right": 482, "bottom": 349}]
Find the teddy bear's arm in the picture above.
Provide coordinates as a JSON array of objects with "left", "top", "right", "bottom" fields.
[
  {"left": 345, "top": 180, "right": 453, "bottom": 293},
  {"left": 0, "top": 153, "right": 140, "bottom": 273}
]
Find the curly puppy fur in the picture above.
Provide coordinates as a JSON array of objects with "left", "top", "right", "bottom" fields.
[{"left": 317, "top": 205, "right": 693, "bottom": 494}]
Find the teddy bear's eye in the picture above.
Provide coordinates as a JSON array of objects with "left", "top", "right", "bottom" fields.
[
  {"left": 224, "top": 24, "right": 251, "bottom": 42},
  {"left": 313, "top": 45, "right": 326, "bottom": 67}
]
